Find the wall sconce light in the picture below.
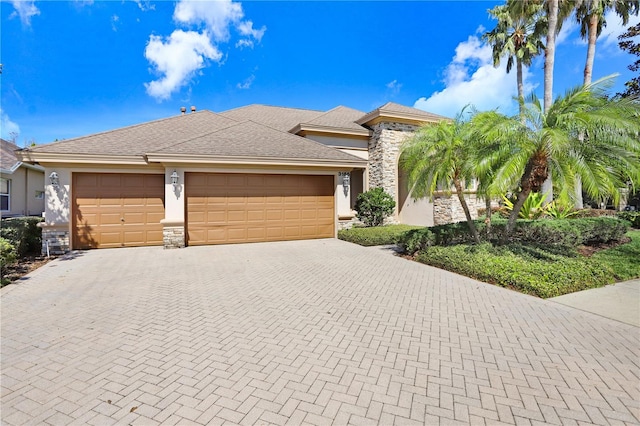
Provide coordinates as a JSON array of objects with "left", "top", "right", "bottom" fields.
[
  {"left": 170, "top": 170, "right": 179, "bottom": 189},
  {"left": 49, "top": 171, "right": 59, "bottom": 189},
  {"left": 340, "top": 172, "right": 350, "bottom": 196}
]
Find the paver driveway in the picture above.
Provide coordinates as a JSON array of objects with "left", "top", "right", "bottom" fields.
[{"left": 1, "top": 239, "right": 639, "bottom": 425}]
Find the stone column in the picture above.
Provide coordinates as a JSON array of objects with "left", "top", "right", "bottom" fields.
[{"left": 367, "top": 122, "right": 417, "bottom": 222}]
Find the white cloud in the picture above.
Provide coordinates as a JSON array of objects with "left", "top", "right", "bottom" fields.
[
  {"left": 236, "top": 74, "right": 255, "bottom": 90},
  {"left": 9, "top": 0, "right": 40, "bottom": 26},
  {"left": 386, "top": 79, "right": 402, "bottom": 96},
  {"left": 174, "top": 0, "right": 243, "bottom": 42},
  {"left": 134, "top": 0, "right": 155, "bottom": 12},
  {"left": 146, "top": 0, "right": 265, "bottom": 101},
  {"left": 414, "top": 33, "right": 536, "bottom": 117},
  {"left": 145, "top": 30, "right": 222, "bottom": 100},
  {"left": 1, "top": 109, "right": 21, "bottom": 141},
  {"left": 111, "top": 14, "right": 120, "bottom": 32}
]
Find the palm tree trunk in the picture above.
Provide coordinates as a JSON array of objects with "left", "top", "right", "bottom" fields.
[
  {"left": 574, "top": 12, "right": 598, "bottom": 209},
  {"left": 517, "top": 59, "right": 525, "bottom": 124},
  {"left": 583, "top": 13, "right": 598, "bottom": 85},
  {"left": 453, "top": 180, "right": 481, "bottom": 244},
  {"left": 544, "top": 0, "right": 559, "bottom": 114},
  {"left": 542, "top": 0, "right": 559, "bottom": 204},
  {"left": 485, "top": 196, "right": 492, "bottom": 238}
]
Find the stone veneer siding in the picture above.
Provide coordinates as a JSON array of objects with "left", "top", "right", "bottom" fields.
[
  {"left": 40, "top": 227, "right": 70, "bottom": 256},
  {"left": 163, "top": 226, "right": 185, "bottom": 249},
  {"left": 367, "top": 122, "right": 418, "bottom": 224},
  {"left": 433, "top": 192, "right": 488, "bottom": 225}
]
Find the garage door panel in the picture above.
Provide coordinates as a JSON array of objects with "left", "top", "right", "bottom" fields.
[
  {"left": 186, "top": 173, "right": 335, "bottom": 245},
  {"left": 73, "top": 173, "right": 164, "bottom": 249}
]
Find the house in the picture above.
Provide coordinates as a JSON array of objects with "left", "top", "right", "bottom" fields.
[
  {"left": 1, "top": 138, "right": 45, "bottom": 218},
  {"left": 17, "top": 103, "right": 485, "bottom": 254}
]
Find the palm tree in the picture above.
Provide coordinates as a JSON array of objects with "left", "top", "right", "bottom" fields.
[
  {"left": 400, "top": 111, "right": 482, "bottom": 244},
  {"left": 573, "top": 1, "right": 638, "bottom": 208},
  {"left": 473, "top": 76, "right": 640, "bottom": 239},
  {"left": 484, "top": 1, "right": 545, "bottom": 120},
  {"left": 576, "top": 0, "right": 639, "bottom": 85}
]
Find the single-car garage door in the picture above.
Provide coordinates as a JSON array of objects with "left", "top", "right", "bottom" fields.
[
  {"left": 186, "top": 173, "right": 335, "bottom": 245},
  {"left": 73, "top": 173, "right": 165, "bottom": 249}
]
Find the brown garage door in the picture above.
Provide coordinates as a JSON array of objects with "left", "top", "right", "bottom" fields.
[
  {"left": 186, "top": 173, "right": 335, "bottom": 245},
  {"left": 73, "top": 173, "right": 165, "bottom": 249}
]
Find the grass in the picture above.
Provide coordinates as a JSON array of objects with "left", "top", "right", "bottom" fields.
[
  {"left": 338, "top": 224, "right": 422, "bottom": 246},
  {"left": 591, "top": 230, "right": 640, "bottom": 281}
]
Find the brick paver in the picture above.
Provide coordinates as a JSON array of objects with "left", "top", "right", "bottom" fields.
[{"left": 1, "top": 239, "right": 639, "bottom": 425}]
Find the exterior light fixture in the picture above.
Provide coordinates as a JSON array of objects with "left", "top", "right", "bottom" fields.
[
  {"left": 340, "top": 172, "right": 350, "bottom": 196},
  {"left": 49, "top": 171, "right": 59, "bottom": 189},
  {"left": 170, "top": 170, "right": 179, "bottom": 188}
]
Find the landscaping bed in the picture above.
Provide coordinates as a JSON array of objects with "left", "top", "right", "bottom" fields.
[{"left": 339, "top": 217, "right": 639, "bottom": 299}]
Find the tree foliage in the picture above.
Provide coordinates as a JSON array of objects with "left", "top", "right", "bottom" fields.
[
  {"left": 473, "top": 76, "right": 640, "bottom": 239},
  {"left": 618, "top": 22, "right": 640, "bottom": 97}
]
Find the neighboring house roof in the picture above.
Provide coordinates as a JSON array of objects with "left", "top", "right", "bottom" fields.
[
  {"left": 1, "top": 138, "right": 44, "bottom": 174},
  {"left": 356, "top": 102, "right": 449, "bottom": 126},
  {"left": 20, "top": 110, "right": 367, "bottom": 167}
]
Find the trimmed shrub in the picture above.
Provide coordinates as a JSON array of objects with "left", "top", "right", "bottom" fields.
[
  {"left": 0, "top": 237, "right": 17, "bottom": 268},
  {"left": 354, "top": 188, "right": 396, "bottom": 227},
  {"left": 399, "top": 217, "right": 629, "bottom": 254},
  {"left": 415, "top": 243, "right": 614, "bottom": 298},
  {"left": 617, "top": 211, "right": 640, "bottom": 228},
  {"left": 338, "top": 225, "right": 421, "bottom": 246},
  {"left": 0, "top": 216, "right": 44, "bottom": 257}
]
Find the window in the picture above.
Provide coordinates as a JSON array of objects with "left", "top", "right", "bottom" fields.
[
  {"left": 35, "top": 190, "right": 45, "bottom": 199},
  {"left": 0, "top": 178, "right": 10, "bottom": 211}
]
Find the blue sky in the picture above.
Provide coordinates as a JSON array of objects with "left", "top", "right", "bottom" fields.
[{"left": 2, "top": 0, "right": 638, "bottom": 145}]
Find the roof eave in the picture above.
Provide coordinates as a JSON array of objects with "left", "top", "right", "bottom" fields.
[
  {"left": 16, "top": 151, "right": 149, "bottom": 165},
  {"left": 145, "top": 153, "right": 368, "bottom": 169},
  {"left": 355, "top": 110, "right": 445, "bottom": 127},
  {"left": 289, "top": 123, "right": 371, "bottom": 137}
]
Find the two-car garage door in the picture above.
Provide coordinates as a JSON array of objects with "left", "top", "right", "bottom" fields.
[
  {"left": 186, "top": 173, "right": 335, "bottom": 245},
  {"left": 72, "top": 172, "right": 335, "bottom": 249}
]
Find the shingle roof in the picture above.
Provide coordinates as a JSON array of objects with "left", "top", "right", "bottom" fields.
[
  {"left": 299, "top": 106, "right": 367, "bottom": 132},
  {"left": 25, "top": 110, "right": 366, "bottom": 164},
  {"left": 377, "top": 102, "right": 449, "bottom": 121},
  {"left": 220, "top": 105, "right": 323, "bottom": 132},
  {"left": 151, "top": 120, "right": 363, "bottom": 162},
  {"left": 27, "top": 111, "right": 238, "bottom": 156},
  {"left": 1, "top": 139, "right": 20, "bottom": 171}
]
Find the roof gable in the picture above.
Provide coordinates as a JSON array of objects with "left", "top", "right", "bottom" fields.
[{"left": 356, "top": 102, "right": 449, "bottom": 126}]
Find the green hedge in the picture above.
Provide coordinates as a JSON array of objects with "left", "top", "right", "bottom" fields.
[
  {"left": 617, "top": 211, "right": 640, "bottom": 228},
  {"left": 415, "top": 243, "right": 614, "bottom": 298},
  {"left": 400, "top": 217, "right": 629, "bottom": 254},
  {"left": 338, "top": 225, "right": 421, "bottom": 246},
  {"left": 0, "top": 216, "right": 44, "bottom": 257}
]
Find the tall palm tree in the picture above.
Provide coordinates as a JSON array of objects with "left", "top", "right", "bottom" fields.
[
  {"left": 473, "top": 76, "right": 640, "bottom": 239},
  {"left": 573, "top": 1, "right": 638, "bottom": 208},
  {"left": 577, "top": 0, "right": 639, "bottom": 85},
  {"left": 484, "top": 1, "right": 545, "bottom": 120},
  {"left": 400, "top": 111, "right": 482, "bottom": 243}
]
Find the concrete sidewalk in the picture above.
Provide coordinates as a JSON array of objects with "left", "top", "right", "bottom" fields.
[{"left": 551, "top": 279, "right": 640, "bottom": 327}]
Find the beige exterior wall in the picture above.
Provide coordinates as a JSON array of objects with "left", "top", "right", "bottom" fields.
[
  {"left": 0, "top": 166, "right": 45, "bottom": 217},
  {"left": 399, "top": 194, "right": 434, "bottom": 226}
]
